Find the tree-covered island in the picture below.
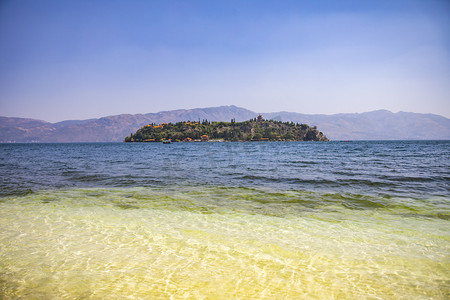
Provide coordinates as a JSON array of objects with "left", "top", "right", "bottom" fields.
[{"left": 124, "top": 115, "right": 329, "bottom": 142}]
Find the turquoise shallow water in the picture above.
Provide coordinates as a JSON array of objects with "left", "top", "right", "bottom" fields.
[{"left": 0, "top": 141, "right": 449, "bottom": 298}]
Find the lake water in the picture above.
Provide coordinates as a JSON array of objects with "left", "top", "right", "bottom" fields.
[{"left": 0, "top": 141, "right": 449, "bottom": 298}]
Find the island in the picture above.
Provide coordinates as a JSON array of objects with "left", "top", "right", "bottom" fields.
[{"left": 124, "top": 115, "right": 329, "bottom": 142}]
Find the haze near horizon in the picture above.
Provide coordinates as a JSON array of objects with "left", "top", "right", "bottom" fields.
[{"left": 1, "top": 0, "right": 449, "bottom": 122}]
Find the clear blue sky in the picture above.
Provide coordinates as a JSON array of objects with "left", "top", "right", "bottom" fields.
[{"left": 1, "top": 0, "right": 449, "bottom": 122}]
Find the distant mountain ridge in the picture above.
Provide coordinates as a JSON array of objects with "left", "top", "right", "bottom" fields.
[
  {"left": 1, "top": 106, "right": 449, "bottom": 142},
  {"left": 263, "top": 109, "right": 450, "bottom": 140}
]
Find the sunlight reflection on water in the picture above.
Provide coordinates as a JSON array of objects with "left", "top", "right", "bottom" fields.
[{"left": 0, "top": 187, "right": 448, "bottom": 299}]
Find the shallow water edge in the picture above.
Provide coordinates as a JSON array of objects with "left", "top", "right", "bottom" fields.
[{"left": 1, "top": 186, "right": 448, "bottom": 299}]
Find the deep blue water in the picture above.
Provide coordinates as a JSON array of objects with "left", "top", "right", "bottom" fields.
[{"left": 1, "top": 141, "right": 449, "bottom": 198}]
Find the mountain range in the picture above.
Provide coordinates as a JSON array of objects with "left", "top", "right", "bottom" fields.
[{"left": 1, "top": 105, "right": 449, "bottom": 142}]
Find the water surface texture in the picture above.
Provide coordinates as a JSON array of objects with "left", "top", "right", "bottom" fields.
[{"left": 0, "top": 141, "right": 449, "bottom": 298}]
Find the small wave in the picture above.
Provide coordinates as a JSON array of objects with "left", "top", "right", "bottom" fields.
[
  {"left": 115, "top": 203, "right": 139, "bottom": 210},
  {"left": 237, "top": 175, "right": 393, "bottom": 191},
  {"left": 386, "top": 176, "right": 437, "bottom": 183},
  {"left": 238, "top": 175, "right": 337, "bottom": 185},
  {"left": 400, "top": 213, "right": 450, "bottom": 221},
  {"left": 0, "top": 188, "right": 34, "bottom": 198},
  {"left": 62, "top": 171, "right": 113, "bottom": 183},
  {"left": 322, "top": 193, "right": 388, "bottom": 209},
  {"left": 288, "top": 160, "right": 319, "bottom": 165}
]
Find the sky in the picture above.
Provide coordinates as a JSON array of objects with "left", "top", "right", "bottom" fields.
[{"left": 0, "top": 0, "right": 449, "bottom": 122}]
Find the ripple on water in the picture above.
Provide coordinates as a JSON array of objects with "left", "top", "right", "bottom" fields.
[{"left": 0, "top": 186, "right": 449, "bottom": 299}]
